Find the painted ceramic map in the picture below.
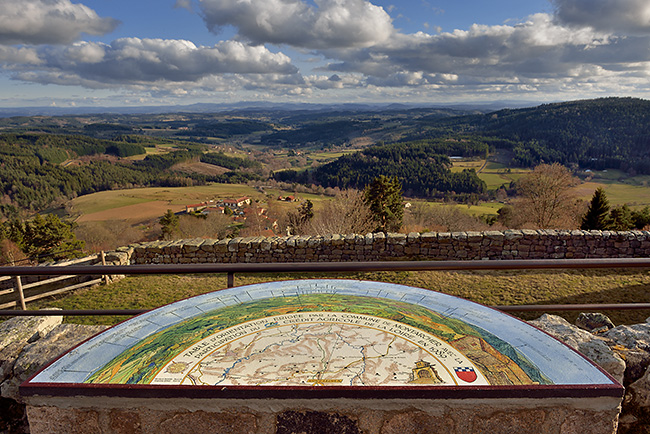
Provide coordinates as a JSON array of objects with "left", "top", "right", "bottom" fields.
[
  {"left": 151, "top": 312, "right": 491, "bottom": 387},
  {"left": 24, "top": 279, "right": 619, "bottom": 397}
]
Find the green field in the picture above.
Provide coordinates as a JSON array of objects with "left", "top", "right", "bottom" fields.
[
  {"left": 452, "top": 159, "right": 531, "bottom": 190},
  {"left": 478, "top": 172, "right": 512, "bottom": 190},
  {"left": 458, "top": 202, "right": 502, "bottom": 217},
  {"left": 309, "top": 150, "right": 357, "bottom": 160},
  {"left": 574, "top": 180, "right": 650, "bottom": 208},
  {"left": 70, "top": 184, "right": 263, "bottom": 216},
  {"left": 449, "top": 160, "right": 650, "bottom": 209}
]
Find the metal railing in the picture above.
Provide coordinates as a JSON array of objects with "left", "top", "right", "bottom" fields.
[{"left": 1, "top": 257, "right": 650, "bottom": 317}]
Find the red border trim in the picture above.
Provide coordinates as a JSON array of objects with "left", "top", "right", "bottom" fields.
[{"left": 20, "top": 381, "right": 623, "bottom": 399}]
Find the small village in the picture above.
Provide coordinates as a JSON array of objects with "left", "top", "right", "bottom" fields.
[{"left": 182, "top": 195, "right": 301, "bottom": 236}]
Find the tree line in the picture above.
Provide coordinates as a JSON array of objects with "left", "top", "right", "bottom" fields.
[
  {"left": 581, "top": 188, "right": 650, "bottom": 231},
  {"left": 0, "top": 214, "right": 84, "bottom": 264},
  {"left": 415, "top": 97, "right": 650, "bottom": 173},
  {"left": 274, "top": 137, "right": 487, "bottom": 198},
  {"left": 0, "top": 134, "right": 264, "bottom": 218}
]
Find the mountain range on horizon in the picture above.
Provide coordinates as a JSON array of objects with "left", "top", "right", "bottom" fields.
[{"left": 0, "top": 99, "right": 549, "bottom": 118}]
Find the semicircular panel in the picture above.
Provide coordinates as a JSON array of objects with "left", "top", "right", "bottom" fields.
[{"left": 22, "top": 279, "right": 622, "bottom": 399}]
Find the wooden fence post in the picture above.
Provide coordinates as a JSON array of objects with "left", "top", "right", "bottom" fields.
[
  {"left": 101, "top": 251, "right": 109, "bottom": 285},
  {"left": 15, "top": 276, "right": 26, "bottom": 310}
]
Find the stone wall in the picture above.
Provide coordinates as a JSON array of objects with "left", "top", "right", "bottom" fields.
[
  {"left": 24, "top": 396, "right": 622, "bottom": 434},
  {"left": 129, "top": 230, "right": 650, "bottom": 264}
]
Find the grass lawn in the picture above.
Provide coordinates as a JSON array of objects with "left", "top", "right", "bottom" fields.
[
  {"left": 33, "top": 269, "right": 650, "bottom": 327},
  {"left": 478, "top": 173, "right": 512, "bottom": 190},
  {"left": 572, "top": 181, "right": 650, "bottom": 207}
]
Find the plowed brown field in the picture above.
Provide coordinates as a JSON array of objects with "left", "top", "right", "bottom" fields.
[{"left": 76, "top": 201, "right": 186, "bottom": 222}]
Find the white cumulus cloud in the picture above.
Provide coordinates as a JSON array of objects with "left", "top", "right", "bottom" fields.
[
  {"left": 198, "top": 0, "right": 394, "bottom": 49},
  {"left": 0, "top": 0, "right": 119, "bottom": 45},
  {"left": 323, "top": 14, "right": 636, "bottom": 82},
  {"left": 11, "top": 38, "right": 299, "bottom": 88}
]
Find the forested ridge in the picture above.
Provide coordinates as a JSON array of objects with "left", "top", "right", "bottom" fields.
[
  {"left": 275, "top": 137, "right": 488, "bottom": 197},
  {"left": 173, "top": 120, "right": 273, "bottom": 138},
  {"left": 0, "top": 133, "right": 259, "bottom": 217},
  {"left": 200, "top": 152, "right": 262, "bottom": 170},
  {"left": 259, "top": 120, "right": 375, "bottom": 147},
  {"left": 417, "top": 97, "right": 650, "bottom": 172}
]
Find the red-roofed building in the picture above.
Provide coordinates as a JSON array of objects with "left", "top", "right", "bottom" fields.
[
  {"left": 185, "top": 200, "right": 219, "bottom": 213},
  {"left": 185, "top": 202, "right": 207, "bottom": 213}
]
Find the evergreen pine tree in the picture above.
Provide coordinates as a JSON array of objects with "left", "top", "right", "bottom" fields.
[
  {"left": 364, "top": 175, "right": 404, "bottom": 233},
  {"left": 581, "top": 188, "right": 611, "bottom": 230},
  {"left": 610, "top": 204, "right": 634, "bottom": 230},
  {"left": 159, "top": 209, "right": 179, "bottom": 240},
  {"left": 21, "top": 214, "right": 85, "bottom": 261}
]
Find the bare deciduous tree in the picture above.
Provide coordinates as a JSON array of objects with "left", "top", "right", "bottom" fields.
[
  {"left": 310, "top": 189, "right": 375, "bottom": 236},
  {"left": 239, "top": 203, "right": 273, "bottom": 237},
  {"left": 178, "top": 212, "right": 232, "bottom": 239},
  {"left": 516, "top": 163, "right": 579, "bottom": 228},
  {"left": 75, "top": 220, "right": 144, "bottom": 252},
  {"left": 403, "top": 203, "right": 491, "bottom": 233}
]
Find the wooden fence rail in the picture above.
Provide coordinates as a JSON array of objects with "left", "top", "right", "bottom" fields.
[{"left": 0, "top": 254, "right": 104, "bottom": 310}]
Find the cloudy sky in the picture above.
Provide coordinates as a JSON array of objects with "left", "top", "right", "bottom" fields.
[{"left": 1, "top": 0, "right": 650, "bottom": 108}]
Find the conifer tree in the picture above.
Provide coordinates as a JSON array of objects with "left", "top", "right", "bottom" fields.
[
  {"left": 21, "top": 214, "right": 85, "bottom": 261},
  {"left": 581, "top": 188, "right": 611, "bottom": 230},
  {"left": 364, "top": 175, "right": 404, "bottom": 233},
  {"left": 159, "top": 209, "right": 179, "bottom": 240},
  {"left": 610, "top": 204, "right": 634, "bottom": 230}
]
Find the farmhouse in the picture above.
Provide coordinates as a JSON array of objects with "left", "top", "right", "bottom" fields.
[
  {"left": 200, "top": 206, "right": 225, "bottom": 215},
  {"left": 223, "top": 197, "right": 251, "bottom": 208},
  {"left": 185, "top": 200, "right": 219, "bottom": 213},
  {"left": 185, "top": 203, "right": 204, "bottom": 213}
]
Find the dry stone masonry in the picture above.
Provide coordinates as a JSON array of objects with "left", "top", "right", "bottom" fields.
[{"left": 129, "top": 230, "right": 650, "bottom": 264}]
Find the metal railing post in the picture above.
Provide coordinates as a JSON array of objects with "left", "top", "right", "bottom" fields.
[{"left": 227, "top": 272, "right": 234, "bottom": 288}]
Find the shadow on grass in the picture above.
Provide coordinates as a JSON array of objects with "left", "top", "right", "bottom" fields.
[{"left": 511, "top": 283, "right": 650, "bottom": 326}]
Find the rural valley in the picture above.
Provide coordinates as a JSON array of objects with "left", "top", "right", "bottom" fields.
[{"left": 3, "top": 97, "right": 650, "bottom": 262}]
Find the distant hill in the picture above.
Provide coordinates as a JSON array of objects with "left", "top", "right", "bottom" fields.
[
  {"left": 0, "top": 133, "right": 261, "bottom": 217},
  {"left": 0, "top": 101, "right": 517, "bottom": 118},
  {"left": 418, "top": 97, "right": 650, "bottom": 173},
  {"left": 4, "top": 97, "right": 650, "bottom": 216},
  {"left": 275, "top": 137, "right": 488, "bottom": 198},
  {"left": 274, "top": 97, "right": 650, "bottom": 196}
]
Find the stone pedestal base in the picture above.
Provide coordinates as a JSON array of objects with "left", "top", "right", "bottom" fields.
[{"left": 25, "top": 396, "right": 621, "bottom": 434}]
